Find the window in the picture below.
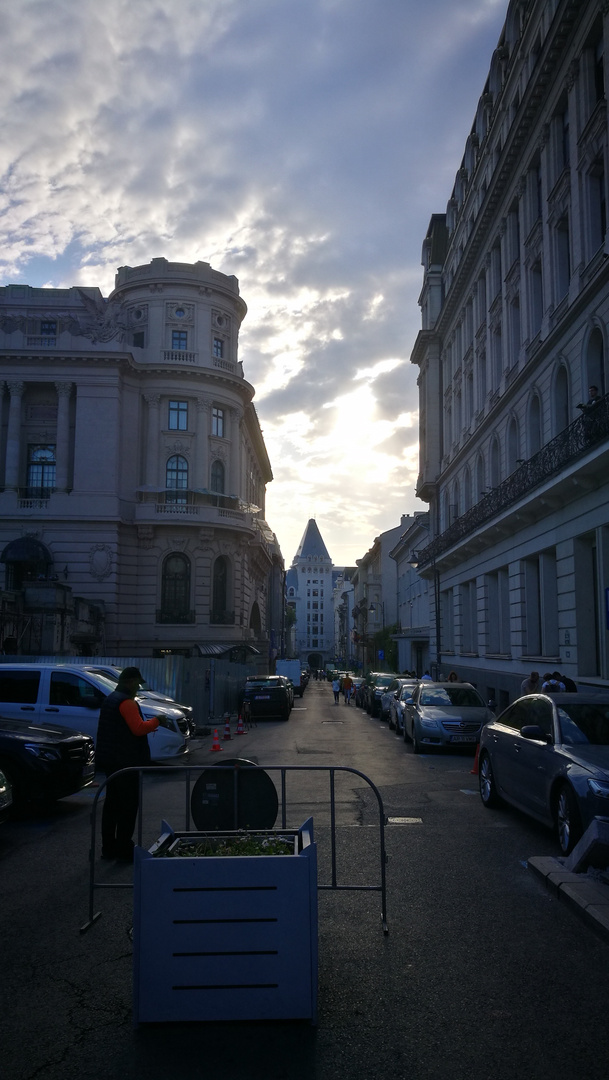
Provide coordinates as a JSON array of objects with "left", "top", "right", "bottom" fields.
[
  {"left": 172, "top": 330, "right": 188, "bottom": 351},
  {"left": 210, "top": 459, "right": 225, "bottom": 494},
  {"left": 166, "top": 455, "right": 188, "bottom": 503},
  {"left": 40, "top": 320, "right": 57, "bottom": 345},
  {"left": 529, "top": 260, "right": 543, "bottom": 336},
  {"left": 528, "top": 394, "right": 542, "bottom": 455},
  {"left": 168, "top": 401, "right": 188, "bottom": 431},
  {"left": 49, "top": 672, "right": 105, "bottom": 708},
  {"left": 486, "top": 569, "right": 510, "bottom": 654},
  {"left": 588, "top": 163, "right": 607, "bottom": 255},
  {"left": 161, "top": 553, "right": 191, "bottom": 621},
  {"left": 555, "top": 217, "right": 571, "bottom": 300},
  {"left": 133, "top": 331, "right": 145, "bottom": 348},
  {"left": 0, "top": 669, "right": 40, "bottom": 703},
  {"left": 212, "top": 556, "right": 228, "bottom": 616},
  {"left": 212, "top": 407, "right": 224, "bottom": 437},
  {"left": 524, "top": 551, "right": 558, "bottom": 656},
  {"left": 213, "top": 338, "right": 224, "bottom": 358},
  {"left": 27, "top": 445, "right": 56, "bottom": 496}
]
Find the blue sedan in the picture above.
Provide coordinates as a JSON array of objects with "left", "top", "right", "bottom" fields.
[{"left": 479, "top": 693, "right": 609, "bottom": 854}]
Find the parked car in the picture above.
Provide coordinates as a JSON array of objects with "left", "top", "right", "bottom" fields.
[
  {"left": 242, "top": 676, "right": 291, "bottom": 721},
  {"left": 83, "top": 665, "right": 196, "bottom": 736},
  {"left": 379, "top": 678, "right": 416, "bottom": 725},
  {"left": 364, "top": 673, "right": 398, "bottom": 717},
  {"left": 479, "top": 693, "right": 609, "bottom": 854},
  {"left": 403, "top": 681, "right": 494, "bottom": 752},
  {"left": 0, "top": 665, "right": 188, "bottom": 761},
  {"left": 0, "top": 765, "right": 13, "bottom": 821},
  {"left": 390, "top": 680, "right": 420, "bottom": 735},
  {"left": 0, "top": 717, "right": 95, "bottom": 806}
]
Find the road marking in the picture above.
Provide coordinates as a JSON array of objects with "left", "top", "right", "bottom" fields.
[
  {"left": 322, "top": 720, "right": 344, "bottom": 725},
  {"left": 387, "top": 817, "right": 423, "bottom": 824}
]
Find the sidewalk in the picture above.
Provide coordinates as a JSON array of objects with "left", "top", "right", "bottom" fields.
[{"left": 528, "top": 856, "right": 609, "bottom": 941}]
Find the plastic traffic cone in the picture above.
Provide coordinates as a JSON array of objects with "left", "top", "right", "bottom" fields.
[
  {"left": 470, "top": 743, "right": 480, "bottom": 775},
  {"left": 209, "top": 728, "right": 223, "bottom": 752},
  {"left": 235, "top": 713, "right": 247, "bottom": 735},
  {"left": 223, "top": 714, "right": 232, "bottom": 741}
]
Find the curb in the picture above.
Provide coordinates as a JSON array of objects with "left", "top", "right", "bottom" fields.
[{"left": 528, "top": 855, "right": 609, "bottom": 942}]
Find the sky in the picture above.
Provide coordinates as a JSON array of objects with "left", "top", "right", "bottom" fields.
[{"left": 0, "top": 0, "right": 508, "bottom": 566}]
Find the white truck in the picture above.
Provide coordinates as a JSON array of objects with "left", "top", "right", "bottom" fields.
[{"left": 275, "top": 659, "right": 304, "bottom": 697}]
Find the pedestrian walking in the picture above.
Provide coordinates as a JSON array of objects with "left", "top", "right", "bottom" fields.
[
  {"left": 332, "top": 677, "right": 340, "bottom": 705},
  {"left": 95, "top": 666, "right": 160, "bottom": 861},
  {"left": 343, "top": 673, "right": 353, "bottom": 704}
]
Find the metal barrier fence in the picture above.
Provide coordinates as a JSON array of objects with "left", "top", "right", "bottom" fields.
[{"left": 82, "top": 763, "right": 389, "bottom": 935}]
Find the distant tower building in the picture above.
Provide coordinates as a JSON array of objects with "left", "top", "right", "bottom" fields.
[{"left": 285, "top": 519, "right": 334, "bottom": 669}]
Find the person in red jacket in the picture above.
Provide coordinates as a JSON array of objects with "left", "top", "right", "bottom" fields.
[{"left": 96, "top": 666, "right": 160, "bottom": 861}]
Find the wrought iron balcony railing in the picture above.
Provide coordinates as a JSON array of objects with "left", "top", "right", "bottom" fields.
[
  {"left": 155, "top": 609, "right": 196, "bottom": 624},
  {"left": 210, "top": 610, "right": 235, "bottom": 625},
  {"left": 416, "top": 396, "right": 609, "bottom": 569}
]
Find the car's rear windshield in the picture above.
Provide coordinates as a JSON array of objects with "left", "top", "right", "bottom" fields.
[
  {"left": 374, "top": 676, "right": 394, "bottom": 688},
  {"left": 557, "top": 703, "right": 609, "bottom": 745},
  {"left": 420, "top": 687, "right": 484, "bottom": 707}
]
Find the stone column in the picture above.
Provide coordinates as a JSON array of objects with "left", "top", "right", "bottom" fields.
[
  {"left": 229, "top": 407, "right": 243, "bottom": 498},
  {"left": 144, "top": 393, "right": 161, "bottom": 488},
  {"left": 5, "top": 381, "right": 24, "bottom": 490},
  {"left": 195, "top": 397, "right": 210, "bottom": 489},
  {"left": 54, "top": 382, "right": 73, "bottom": 491}
]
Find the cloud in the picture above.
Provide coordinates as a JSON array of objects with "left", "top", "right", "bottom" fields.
[{"left": 0, "top": 0, "right": 507, "bottom": 563}]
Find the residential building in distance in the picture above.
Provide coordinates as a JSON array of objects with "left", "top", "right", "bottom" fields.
[
  {"left": 389, "top": 512, "right": 431, "bottom": 676},
  {"left": 412, "top": 0, "right": 609, "bottom": 704},
  {"left": 0, "top": 258, "right": 283, "bottom": 658}
]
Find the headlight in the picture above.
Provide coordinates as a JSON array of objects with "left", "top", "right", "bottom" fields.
[
  {"left": 588, "top": 778, "right": 609, "bottom": 798},
  {"left": 419, "top": 716, "right": 439, "bottom": 729},
  {"left": 24, "top": 743, "right": 62, "bottom": 761}
]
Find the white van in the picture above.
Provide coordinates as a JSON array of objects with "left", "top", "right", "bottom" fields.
[{"left": 0, "top": 665, "right": 188, "bottom": 761}]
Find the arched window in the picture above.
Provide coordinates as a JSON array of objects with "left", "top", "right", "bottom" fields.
[
  {"left": 554, "top": 365, "right": 570, "bottom": 434},
  {"left": 528, "top": 394, "right": 542, "bottom": 455},
  {"left": 507, "top": 416, "right": 519, "bottom": 474},
  {"left": 211, "top": 459, "right": 225, "bottom": 494},
  {"left": 463, "top": 466, "right": 472, "bottom": 512},
  {"left": 160, "top": 553, "right": 191, "bottom": 621},
  {"left": 211, "top": 556, "right": 228, "bottom": 621},
  {"left": 476, "top": 454, "right": 486, "bottom": 502},
  {"left": 166, "top": 455, "right": 188, "bottom": 504},
  {"left": 490, "top": 436, "right": 501, "bottom": 488},
  {"left": 586, "top": 327, "right": 605, "bottom": 395}
]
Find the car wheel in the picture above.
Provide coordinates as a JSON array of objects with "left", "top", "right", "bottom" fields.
[
  {"left": 0, "top": 759, "right": 24, "bottom": 807},
  {"left": 479, "top": 750, "right": 500, "bottom": 808},
  {"left": 555, "top": 784, "right": 582, "bottom": 855}
]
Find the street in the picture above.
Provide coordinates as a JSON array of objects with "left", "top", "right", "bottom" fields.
[{"left": 1, "top": 679, "right": 609, "bottom": 1080}]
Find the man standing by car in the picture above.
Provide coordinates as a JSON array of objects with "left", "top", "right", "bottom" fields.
[{"left": 96, "top": 667, "right": 160, "bottom": 861}]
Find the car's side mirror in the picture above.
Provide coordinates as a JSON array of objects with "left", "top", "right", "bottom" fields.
[
  {"left": 521, "top": 724, "right": 551, "bottom": 742},
  {"left": 405, "top": 697, "right": 413, "bottom": 705}
]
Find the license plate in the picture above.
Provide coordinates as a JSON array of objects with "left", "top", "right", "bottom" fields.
[
  {"left": 254, "top": 694, "right": 270, "bottom": 700},
  {"left": 451, "top": 734, "right": 476, "bottom": 744}
]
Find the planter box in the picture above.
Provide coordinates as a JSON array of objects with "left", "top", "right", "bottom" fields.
[{"left": 133, "top": 818, "right": 318, "bottom": 1023}]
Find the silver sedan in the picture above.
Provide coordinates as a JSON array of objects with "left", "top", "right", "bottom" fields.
[{"left": 403, "top": 682, "right": 493, "bottom": 752}]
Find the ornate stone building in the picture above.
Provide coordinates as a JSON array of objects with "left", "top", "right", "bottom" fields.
[
  {"left": 412, "top": 0, "right": 609, "bottom": 703},
  {"left": 0, "top": 258, "right": 283, "bottom": 656},
  {"left": 285, "top": 519, "right": 334, "bottom": 669}
]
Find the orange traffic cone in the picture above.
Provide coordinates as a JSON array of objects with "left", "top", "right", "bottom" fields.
[
  {"left": 235, "top": 713, "right": 247, "bottom": 735},
  {"left": 223, "top": 714, "right": 232, "bottom": 741},
  {"left": 470, "top": 743, "right": 480, "bottom": 775},
  {"left": 209, "top": 728, "right": 223, "bottom": 752}
]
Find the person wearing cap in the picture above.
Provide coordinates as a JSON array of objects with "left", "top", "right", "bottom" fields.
[{"left": 96, "top": 666, "right": 160, "bottom": 861}]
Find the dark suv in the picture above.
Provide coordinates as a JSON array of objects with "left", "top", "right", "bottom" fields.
[
  {"left": 242, "top": 677, "right": 291, "bottom": 721},
  {"left": 364, "top": 673, "right": 398, "bottom": 717}
]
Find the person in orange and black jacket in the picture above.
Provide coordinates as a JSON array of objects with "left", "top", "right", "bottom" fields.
[{"left": 96, "top": 666, "right": 160, "bottom": 861}]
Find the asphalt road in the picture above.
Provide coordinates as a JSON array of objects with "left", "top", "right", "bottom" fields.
[{"left": 1, "top": 680, "right": 608, "bottom": 1080}]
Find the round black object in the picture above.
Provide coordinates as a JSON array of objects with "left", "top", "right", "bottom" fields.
[{"left": 190, "top": 758, "right": 279, "bottom": 830}]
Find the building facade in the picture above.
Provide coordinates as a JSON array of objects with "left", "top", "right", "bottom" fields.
[
  {"left": 412, "top": 0, "right": 609, "bottom": 705},
  {"left": 285, "top": 519, "right": 334, "bottom": 669},
  {"left": 0, "top": 258, "right": 283, "bottom": 657}
]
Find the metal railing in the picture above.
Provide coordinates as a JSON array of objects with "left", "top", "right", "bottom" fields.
[
  {"left": 417, "top": 398, "right": 609, "bottom": 568},
  {"left": 82, "top": 763, "right": 389, "bottom": 935}
]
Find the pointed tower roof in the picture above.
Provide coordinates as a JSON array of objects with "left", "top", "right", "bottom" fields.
[{"left": 293, "top": 519, "right": 331, "bottom": 562}]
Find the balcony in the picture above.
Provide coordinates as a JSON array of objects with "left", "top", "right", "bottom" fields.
[
  {"left": 416, "top": 398, "right": 609, "bottom": 569},
  {"left": 135, "top": 488, "right": 253, "bottom": 525},
  {"left": 162, "top": 350, "right": 198, "bottom": 364}
]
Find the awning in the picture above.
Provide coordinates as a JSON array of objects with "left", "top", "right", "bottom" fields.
[
  {"left": 194, "top": 643, "right": 261, "bottom": 657},
  {"left": 1, "top": 538, "right": 53, "bottom": 564}
]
